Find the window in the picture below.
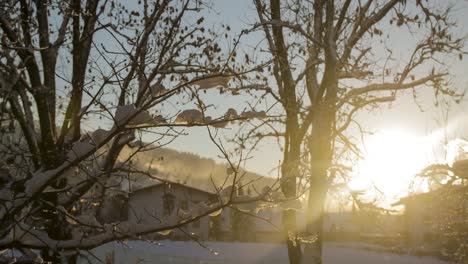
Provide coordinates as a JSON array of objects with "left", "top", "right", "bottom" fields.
[
  {"left": 163, "top": 193, "right": 175, "bottom": 216},
  {"left": 180, "top": 200, "right": 188, "bottom": 210},
  {"left": 207, "top": 195, "right": 220, "bottom": 205}
]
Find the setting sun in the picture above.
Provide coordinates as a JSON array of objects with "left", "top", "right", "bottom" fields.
[
  {"left": 1, "top": 0, "right": 466, "bottom": 263},
  {"left": 349, "top": 131, "right": 432, "bottom": 199}
]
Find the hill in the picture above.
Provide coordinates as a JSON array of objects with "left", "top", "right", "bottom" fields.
[{"left": 122, "top": 146, "right": 277, "bottom": 193}]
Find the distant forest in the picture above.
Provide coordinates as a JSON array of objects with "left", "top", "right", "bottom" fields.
[{"left": 124, "top": 147, "right": 276, "bottom": 193}]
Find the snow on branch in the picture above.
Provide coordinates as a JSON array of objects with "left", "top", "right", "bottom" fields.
[
  {"left": 90, "top": 129, "right": 111, "bottom": 146},
  {"left": 150, "top": 83, "right": 168, "bottom": 97},
  {"left": 173, "top": 107, "right": 265, "bottom": 127},
  {"left": 66, "top": 141, "right": 95, "bottom": 160},
  {"left": 192, "top": 75, "right": 232, "bottom": 90},
  {"left": 240, "top": 110, "right": 267, "bottom": 119},
  {"left": 114, "top": 104, "right": 166, "bottom": 127},
  {"left": 115, "top": 104, "right": 152, "bottom": 126},
  {"left": 175, "top": 109, "right": 204, "bottom": 123},
  {"left": 0, "top": 187, "right": 274, "bottom": 251},
  {"left": 224, "top": 108, "right": 239, "bottom": 119},
  {"left": 0, "top": 125, "right": 121, "bottom": 220}
]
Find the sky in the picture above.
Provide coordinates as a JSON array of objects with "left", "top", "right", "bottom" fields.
[
  {"left": 70, "top": 0, "right": 468, "bottom": 203},
  {"left": 166, "top": 0, "right": 468, "bottom": 177}
]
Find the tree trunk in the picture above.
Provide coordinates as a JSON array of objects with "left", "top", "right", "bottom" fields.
[
  {"left": 301, "top": 105, "right": 333, "bottom": 264},
  {"left": 301, "top": 171, "right": 327, "bottom": 264},
  {"left": 283, "top": 209, "right": 302, "bottom": 264},
  {"left": 281, "top": 139, "right": 303, "bottom": 264}
]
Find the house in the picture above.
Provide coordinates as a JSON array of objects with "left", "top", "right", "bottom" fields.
[
  {"left": 254, "top": 207, "right": 288, "bottom": 242},
  {"left": 214, "top": 205, "right": 289, "bottom": 243},
  {"left": 127, "top": 181, "right": 299, "bottom": 242},
  {"left": 393, "top": 185, "right": 467, "bottom": 251},
  {"left": 127, "top": 181, "right": 405, "bottom": 243},
  {"left": 128, "top": 181, "right": 218, "bottom": 241},
  {"left": 323, "top": 212, "right": 359, "bottom": 235}
]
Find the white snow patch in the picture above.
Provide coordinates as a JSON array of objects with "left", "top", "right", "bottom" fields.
[
  {"left": 115, "top": 104, "right": 153, "bottom": 126},
  {"left": 67, "top": 141, "right": 94, "bottom": 160},
  {"left": 236, "top": 201, "right": 258, "bottom": 212},
  {"left": 240, "top": 110, "right": 267, "bottom": 119},
  {"left": 157, "top": 229, "right": 172, "bottom": 236},
  {"left": 175, "top": 109, "right": 204, "bottom": 123},
  {"left": 208, "top": 208, "right": 222, "bottom": 217},
  {"left": 77, "top": 240, "right": 455, "bottom": 264},
  {"left": 224, "top": 108, "right": 238, "bottom": 119},
  {"left": 204, "top": 116, "right": 229, "bottom": 128},
  {"left": 150, "top": 83, "right": 168, "bottom": 97},
  {"left": 24, "top": 170, "right": 57, "bottom": 195},
  {"left": 152, "top": 114, "right": 167, "bottom": 124},
  {"left": 115, "top": 104, "right": 136, "bottom": 125},
  {"left": 193, "top": 76, "right": 232, "bottom": 90},
  {"left": 90, "top": 129, "right": 110, "bottom": 146}
]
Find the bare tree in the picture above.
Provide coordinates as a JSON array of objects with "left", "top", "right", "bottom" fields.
[
  {"left": 243, "top": 0, "right": 466, "bottom": 263},
  {"left": 416, "top": 160, "right": 467, "bottom": 263},
  {"left": 0, "top": 0, "right": 271, "bottom": 262}
]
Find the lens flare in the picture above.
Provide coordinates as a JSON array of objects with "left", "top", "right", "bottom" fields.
[{"left": 349, "top": 130, "right": 433, "bottom": 201}]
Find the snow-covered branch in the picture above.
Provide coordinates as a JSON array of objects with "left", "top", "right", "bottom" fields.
[{"left": 0, "top": 188, "right": 273, "bottom": 250}]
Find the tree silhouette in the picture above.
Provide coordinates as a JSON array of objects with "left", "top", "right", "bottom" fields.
[
  {"left": 0, "top": 0, "right": 270, "bottom": 262},
  {"left": 242, "top": 1, "right": 466, "bottom": 263}
]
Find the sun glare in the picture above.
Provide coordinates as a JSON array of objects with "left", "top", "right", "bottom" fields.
[{"left": 349, "top": 131, "right": 432, "bottom": 200}]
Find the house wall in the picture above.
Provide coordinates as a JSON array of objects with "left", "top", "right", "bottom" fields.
[
  {"left": 402, "top": 191, "right": 466, "bottom": 250},
  {"left": 128, "top": 184, "right": 409, "bottom": 244},
  {"left": 323, "top": 212, "right": 359, "bottom": 234},
  {"left": 215, "top": 206, "right": 285, "bottom": 243},
  {"left": 128, "top": 184, "right": 212, "bottom": 240},
  {"left": 404, "top": 201, "right": 431, "bottom": 246}
]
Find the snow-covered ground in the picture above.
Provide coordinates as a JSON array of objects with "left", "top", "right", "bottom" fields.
[{"left": 78, "top": 240, "right": 454, "bottom": 264}]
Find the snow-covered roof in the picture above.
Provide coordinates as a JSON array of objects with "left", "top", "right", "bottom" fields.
[{"left": 130, "top": 180, "right": 215, "bottom": 197}]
